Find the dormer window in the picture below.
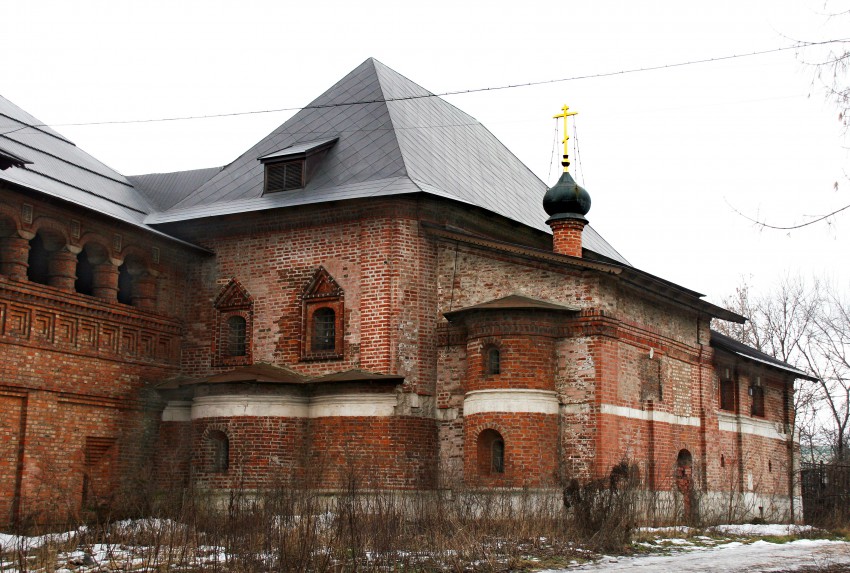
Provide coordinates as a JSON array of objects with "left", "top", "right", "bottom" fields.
[
  {"left": 259, "top": 137, "right": 338, "bottom": 195},
  {"left": 265, "top": 161, "right": 304, "bottom": 193}
]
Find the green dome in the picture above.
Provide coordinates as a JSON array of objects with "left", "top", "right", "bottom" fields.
[{"left": 543, "top": 171, "right": 591, "bottom": 220}]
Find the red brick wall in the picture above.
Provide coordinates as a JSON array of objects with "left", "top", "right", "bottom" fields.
[
  {"left": 308, "top": 416, "right": 437, "bottom": 489},
  {"left": 464, "top": 413, "right": 558, "bottom": 487}
]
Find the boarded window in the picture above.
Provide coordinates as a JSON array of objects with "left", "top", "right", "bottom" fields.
[{"left": 640, "top": 356, "right": 662, "bottom": 401}]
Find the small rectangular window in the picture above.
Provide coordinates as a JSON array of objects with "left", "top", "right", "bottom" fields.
[
  {"left": 751, "top": 386, "right": 765, "bottom": 417},
  {"left": 720, "top": 378, "right": 736, "bottom": 411}
]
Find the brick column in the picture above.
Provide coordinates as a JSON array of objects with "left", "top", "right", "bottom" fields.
[
  {"left": 92, "top": 262, "right": 119, "bottom": 301},
  {"left": 132, "top": 274, "right": 157, "bottom": 311},
  {"left": 47, "top": 248, "right": 78, "bottom": 291},
  {"left": 0, "top": 235, "right": 30, "bottom": 280},
  {"left": 548, "top": 217, "right": 587, "bottom": 258}
]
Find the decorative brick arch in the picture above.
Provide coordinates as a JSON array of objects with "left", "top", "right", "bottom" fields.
[{"left": 213, "top": 278, "right": 254, "bottom": 366}]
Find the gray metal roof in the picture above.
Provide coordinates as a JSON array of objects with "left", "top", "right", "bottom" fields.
[
  {"left": 145, "top": 58, "right": 630, "bottom": 265},
  {"left": 258, "top": 137, "right": 339, "bottom": 161},
  {"left": 0, "top": 94, "right": 153, "bottom": 223},
  {"left": 128, "top": 166, "right": 222, "bottom": 211}
]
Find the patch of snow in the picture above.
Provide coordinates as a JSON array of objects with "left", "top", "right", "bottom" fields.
[
  {"left": 543, "top": 538, "right": 850, "bottom": 572},
  {"left": 712, "top": 523, "right": 815, "bottom": 536}
]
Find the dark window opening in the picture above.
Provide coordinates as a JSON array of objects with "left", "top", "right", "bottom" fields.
[
  {"left": 721, "top": 454, "right": 725, "bottom": 468},
  {"left": 226, "top": 315, "right": 247, "bottom": 357},
  {"left": 751, "top": 385, "right": 765, "bottom": 417},
  {"left": 477, "top": 429, "right": 505, "bottom": 475},
  {"left": 768, "top": 460, "right": 772, "bottom": 473},
  {"left": 27, "top": 233, "right": 50, "bottom": 285},
  {"left": 486, "top": 347, "right": 501, "bottom": 375},
  {"left": 312, "top": 307, "right": 336, "bottom": 352},
  {"left": 75, "top": 251, "right": 95, "bottom": 295},
  {"left": 209, "top": 431, "right": 229, "bottom": 473},
  {"left": 117, "top": 262, "right": 133, "bottom": 305},
  {"left": 720, "top": 378, "right": 736, "bottom": 411}
]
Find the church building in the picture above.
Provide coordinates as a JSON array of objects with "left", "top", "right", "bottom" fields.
[{"left": 0, "top": 59, "right": 815, "bottom": 527}]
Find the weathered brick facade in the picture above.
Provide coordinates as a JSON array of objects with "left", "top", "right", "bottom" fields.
[{"left": 0, "top": 59, "right": 811, "bottom": 527}]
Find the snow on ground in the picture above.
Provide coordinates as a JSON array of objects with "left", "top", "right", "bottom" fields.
[{"left": 547, "top": 539, "right": 850, "bottom": 572}]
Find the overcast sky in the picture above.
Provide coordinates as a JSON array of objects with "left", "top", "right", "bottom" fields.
[{"left": 2, "top": 0, "right": 848, "bottom": 305}]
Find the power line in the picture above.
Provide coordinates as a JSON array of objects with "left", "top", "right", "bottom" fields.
[{"left": 13, "top": 37, "right": 850, "bottom": 130}]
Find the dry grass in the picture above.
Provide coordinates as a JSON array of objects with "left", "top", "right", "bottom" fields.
[{"left": 0, "top": 474, "right": 645, "bottom": 572}]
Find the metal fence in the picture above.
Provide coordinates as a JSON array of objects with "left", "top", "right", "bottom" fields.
[{"left": 801, "top": 462, "right": 850, "bottom": 525}]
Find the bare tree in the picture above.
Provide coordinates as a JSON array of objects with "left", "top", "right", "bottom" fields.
[{"left": 716, "top": 275, "right": 849, "bottom": 463}]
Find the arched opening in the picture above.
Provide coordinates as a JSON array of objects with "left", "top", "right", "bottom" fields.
[
  {"left": 27, "top": 233, "right": 51, "bottom": 285},
  {"left": 676, "top": 449, "right": 695, "bottom": 522},
  {"left": 486, "top": 346, "right": 501, "bottom": 375},
  {"left": 75, "top": 251, "right": 94, "bottom": 295},
  {"left": 27, "top": 228, "right": 66, "bottom": 286},
  {"left": 720, "top": 454, "right": 725, "bottom": 468},
  {"left": 117, "top": 261, "right": 133, "bottom": 304},
  {"left": 208, "top": 430, "right": 229, "bottom": 473},
  {"left": 76, "top": 242, "right": 110, "bottom": 296},
  {"left": 226, "top": 315, "right": 247, "bottom": 357},
  {"left": 117, "top": 254, "right": 152, "bottom": 308},
  {"left": 477, "top": 429, "right": 505, "bottom": 475},
  {"left": 676, "top": 449, "right": 693, "bottom": 477},
  {"left": 312, "top": 307, "right": 336, "bottom": 352}
]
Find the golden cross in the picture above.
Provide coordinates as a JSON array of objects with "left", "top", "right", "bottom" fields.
[{"left": 553, "top": 104, "right": 578, "bottom": 172}]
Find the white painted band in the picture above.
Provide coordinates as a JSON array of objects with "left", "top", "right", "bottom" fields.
[
  {"left": 162, "top": 400, "right": 192, "bottom": 422},
  {"left": 309, "top": 394, "right": 397, "bottom": 418},
  {"left": 192, "top": 395, "right": 309, "bottom": 419},
  {"left": 464, "top": 389, "right": 559, "bottom": 415},
  {"left": 718, "top": 412, "right": 789, "bottom": 441},
  {"left": 600, "top": 403, "right": 701, "bottom": 427},
  {"left": 190, "top": 393, "right": 397, "bottom": 420}
]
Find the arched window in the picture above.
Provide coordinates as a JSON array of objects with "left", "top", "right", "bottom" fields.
[
  {"left": 312, "top": 307, "right": 336, "bottom": 352},
  {"left": 208, "top": 430, "right": 229, "bottom": 473},
  {"left": 676, "top": 449, "right": 693, "bottom": 479},
  {"left": 226, "top": 315, "right": 247, "bottom": 357},
  {"left": 486, "top": 346, "right": 501, "bottom": 375},
  {"left": 213, "top": 279, "right": 253, "bottom": 366},
  {"left": 301, "top": 267, "right": 344, "bottom": 359},
  {"left": 477, "top": 429, "right": 505, "bottom": 475}
]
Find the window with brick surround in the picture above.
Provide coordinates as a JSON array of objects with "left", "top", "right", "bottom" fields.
[
  {"left": 477, "top": 429, "right": 505, "bottom": 475},
  {"left": 751, "top": 385, "right": 765, "bottom": 417},
  {"left": 720, "top": 378, "right": 736, "bottom": 412},
  {"left": 486, "top": 346, "right": 501, "bottom": 375},
  {"left": 301, "top": 267, "right": 344, "bottom": 360},
  {"left": 213, "top": 278, "right": 253, "bottom": 366}
]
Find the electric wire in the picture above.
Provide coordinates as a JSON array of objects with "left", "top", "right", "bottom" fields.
[
  {"left": 547, "top": 117, "right": 558, "bottom": 184},
  {"left": 7, "top": 37, "right": 848, "bottom": 130}
]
